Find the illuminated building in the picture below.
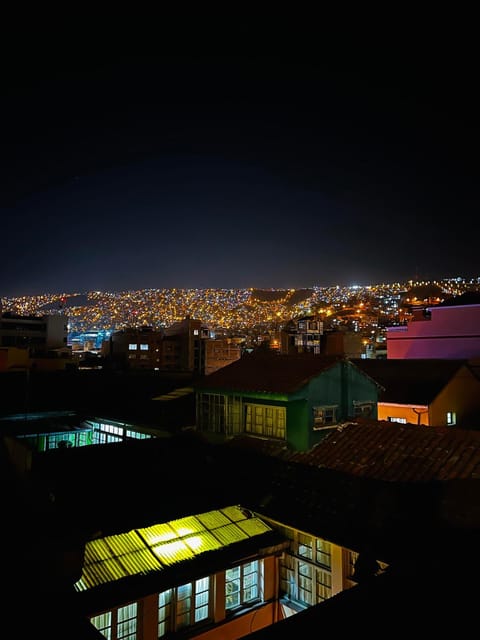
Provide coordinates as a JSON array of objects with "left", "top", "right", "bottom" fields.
[{"left": 387, "top": 302, "right": 480, "bottom": 359}]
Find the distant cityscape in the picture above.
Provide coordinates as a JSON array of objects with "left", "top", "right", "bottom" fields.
[{"left": 2, "top": 276, "right": 479, "bottom": 350}]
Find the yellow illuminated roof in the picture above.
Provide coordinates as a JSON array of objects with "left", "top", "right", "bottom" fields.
[{"left": 74, "top": 506, "right": 272, "bottom": 592}]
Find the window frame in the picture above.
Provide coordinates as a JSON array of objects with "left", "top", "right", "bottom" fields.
[
  {"left": 312, "top": 405, "right": 338, "bottom": 429},
  {"left": 158, "top": 576, "right": 212, "bottom": 636},
  {"left": 225, "top": 560, "right": 262, "bottom": 613}
]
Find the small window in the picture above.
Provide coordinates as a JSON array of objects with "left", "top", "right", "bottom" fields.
[
  {"left": 313, "top": 406, "right": 338, "bottom": 429},
  {"left": 353, "top": 401, "right": 374, "bottom": 417},
  {"left": 128, "top": 343, "right": 137, "bottom": 351},
  {"left": 447, "top": 411, "right": 456, "bottom": 426},
  {"left": 389, "top": 417, "right": 407, "bottom": 424},
  {"left": 140, "top": 343, "right": 149, "bottom": 351}
]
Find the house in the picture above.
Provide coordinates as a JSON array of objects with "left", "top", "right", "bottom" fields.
[
  {"left": 194, "top": 352, "right": 383, "bottom": 451},
  {"left": 351, "top": 358, "right": 480, "bottom": 427}
]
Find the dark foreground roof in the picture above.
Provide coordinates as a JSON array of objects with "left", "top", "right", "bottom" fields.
[
  {"left": 351, "top": 357, "right": 470, "bottom": 404},
  {"left": 243, "top": 543, "right": 480, "bottom": 637},
  {"left": 3, "top": 424, "right": 480, "bottom": 637}
]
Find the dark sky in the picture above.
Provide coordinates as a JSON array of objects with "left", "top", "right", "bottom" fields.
[{"left": 3, "top": 46, "right": 479, "bottom": 297}]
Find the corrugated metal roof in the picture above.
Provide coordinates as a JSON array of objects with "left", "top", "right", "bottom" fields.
[{"left": 74, "top": 505, "right": 273, "bottom": 593}]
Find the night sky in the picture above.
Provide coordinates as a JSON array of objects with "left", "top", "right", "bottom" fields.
[{"left": 3, "top": 46, "right": 479, "bottom": 297}]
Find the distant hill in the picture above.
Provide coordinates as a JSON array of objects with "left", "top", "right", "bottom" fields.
[
  {"left": 251, "top": 289, "right": 314, "bottom": 306},
  {"left": 39, "top": 294, "right": 92, "bottom": 310}
]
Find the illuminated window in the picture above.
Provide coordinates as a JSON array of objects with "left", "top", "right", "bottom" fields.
[
  {"left": 245, "top": 404, "right": 286, "bottom": 439},
  {"left": 117, "top": 603, "right": 137, "bottom": 640},
  {"left": 316, "top": 539, "right": 331, "bottom": 567},
  {"left": 140, "top": 343, "right": 148, "bottom": 351},
  {"left": 313, "top": 406, "right": 338, "bottom": 429},
  {"left": 278, "top": 529, "right": 333, "bottom": 606},
  {"left": 447, "top": 411, "right": 456, "bottom": 425},
  {"left": 388, "top": 417, "right": 407, "bottom": 424},
  {"left": 193, "top": 329, "right": 199, "bottom": 335},
  {"left": 91, "top": 611, "right": 111, "bottom": 638},
  {"left": 158, "top": 577, "right": 211, "bottom": 637},
  {"left": 226, "top": 560, "right": 261, "bottom": 611},
  {"left": 128, "top": 343, "right": 137, "bottom": 351},
  {"left": 91, "top": 602, "right": 138, "bottom": 640}
]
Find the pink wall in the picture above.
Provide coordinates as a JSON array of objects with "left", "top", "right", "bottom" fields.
[{"left": 387, "top": 304, "right": 480, "bottom": 359}]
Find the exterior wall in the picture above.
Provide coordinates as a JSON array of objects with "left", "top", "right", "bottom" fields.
[
  {"left": 0, "top": 347, "right": 29, "bottom": 371},
  {"left": 430, "top": 366, "right": 480, "bottom": 427},
  {"left": 204, "top": 339, "right": 241, "bottom": 375},
  {"left": 306, "top": 362, "right": 379, "bottom": 449},
  {"left": 106, "top": 327, "right": 164, "bottom": 370},
  {"left": 163, "top": 318, "right": 209, "bottom": 373},
  {"left": 88, "top": 556, "right": 280, "bottom": 640},
  {"left": 0, "top": 312, "right": 68, "bottom": 352},
  {"left": 285, "top": 398, "right": 310, "bottom": 451},
  {"left": 377, "top": 402, "right": 430, "bottom": 425},
  {"left": 324, "top": 331, "right": 363, "bottom": 359},
  {"left": 44, "top": 314, "right": 69, "bottom": 349},
  {"left": 387, "top": 304, "right": 480, "bottom": 359}
]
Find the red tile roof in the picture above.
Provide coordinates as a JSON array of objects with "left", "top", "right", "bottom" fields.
[
  {"left": 195, "top": 353, "right": 363, "bottom": 394},
  {"left": 289, "top": 420, "right": 480, "bottom": 481}
]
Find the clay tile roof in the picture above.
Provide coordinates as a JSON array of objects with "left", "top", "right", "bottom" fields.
[
  {"left": 194, "top": 352, "right": 346, "bottom": 394},
  {"left": 289, "top": 420, "right": 480, "bottom": 482}
]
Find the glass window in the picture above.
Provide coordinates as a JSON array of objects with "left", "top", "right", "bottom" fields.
[
  {"left": 353, "top": 401, "right": 374, "bottom": 417},
  {"left": 158, "top": 577, "right": 211, "bottom": 637},
  {"left": 447, "top": 411, "right": 456, "bottom": 425},
  {"left": 226, "top": 560, "right": 261, "bottom": 611},
  {"left": 117, "top": 603, "right": 137, "bottom": 640},
  {"left": 91, "top": 603, "right": 138, "bottom": 640},
  {"left": 279, "top": 529, "right": 333, "bottom": 606},
  {"left": 91, "top": 611, "right": 112, "bottom": 639},
  {"left": 140, "top": 343, "right": 149, "bottom": 351},
  {"left": 313, "top": 406, "right": 338, "bottom": 428},
  {"left": 128, "top": 343, "right": 137, "bottom": 350},
  {"left": 245, "top": 404, "right": 286, "bottom": 440}
]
